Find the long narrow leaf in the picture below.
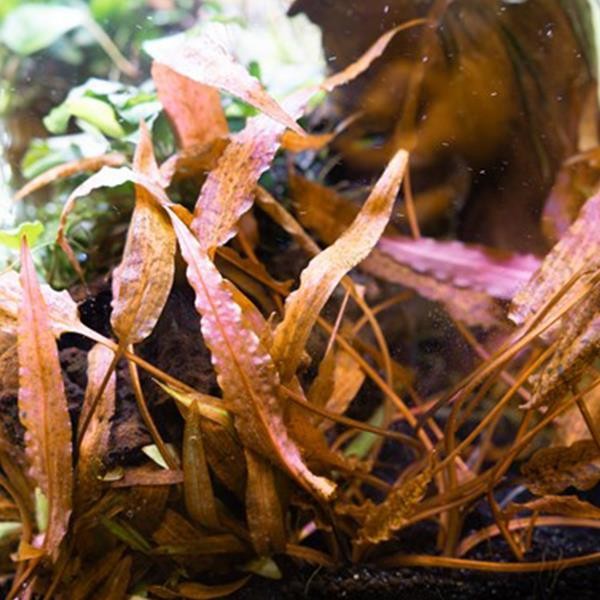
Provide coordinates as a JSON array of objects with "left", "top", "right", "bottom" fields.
[
  {"left": 110, "top": 124, "right": 176, "bottom": 345},
  {"left": 167, "top": 208, "right": 336, "bottom": 500},
  {"left": 272, "top": 149, "right": 409, "bottom": 381},
  {"left": 76, "top": 343, "right": 116, "bottom": 511},
  {"left": 17, "top": 240, "right": 72, "bottom": 560}
]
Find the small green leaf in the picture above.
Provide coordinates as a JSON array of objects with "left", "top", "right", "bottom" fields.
[
  {"left": 43, "top": 104, "right": 73, "bottom": 135},
  {"left": 0, "top": 221, "right": 44, "bottom": 250},
  {"left": 90, "top": 0, "right": 142, "bottom": 20},
  {"left": 0, "top": 4, "right": 86, "bottom": 55},
  {"left": 142, "top": 444, "right": 177, "bottom": 470},
  {"left": 344, "top": 406, "right": 385, "bottom": 459},
  {"left": 66, "top": 97, "right": 126, "bottom": 138},
  {"left": 44, "top": 95, "right": 125, "bottom": 138},
  {"left": 101, "top": 517, "right": 151, "bottom": 553},
  {"left": 241, "top": 556, "right": 282, "bottom": 580},
  {"left": 34, "top": 487, "right": 48, "bottom": 534}
]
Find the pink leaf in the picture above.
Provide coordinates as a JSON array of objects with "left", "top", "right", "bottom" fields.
[{"left": 377, "top": 236, "right": 540, "bottom": 301}]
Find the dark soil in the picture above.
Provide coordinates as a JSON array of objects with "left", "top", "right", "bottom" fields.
[{"left": 231, "top": 527, "right": 600, "bottom": 599}]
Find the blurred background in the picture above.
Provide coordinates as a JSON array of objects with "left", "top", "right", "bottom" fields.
[{"left": 1, "top": 0, "right": 599, "bottom": 276}]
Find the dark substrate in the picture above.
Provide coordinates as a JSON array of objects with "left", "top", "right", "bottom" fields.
[{"left": 231, "top": 526, "right": 600, "bottom": 599}]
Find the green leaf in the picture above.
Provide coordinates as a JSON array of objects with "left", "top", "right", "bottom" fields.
[
  {"left": 0, "top": 0, "right": 19, "bottom": 22},
  {"left": 66, "top": 97, "right": 126, "bottom": 138},
  {"left": 22, "top": 134, "right": 109, "bottom": 179},
  {"left": 44, "top": 79, "right": 161, "bottom": 141},
  {"left": 34, "top": 487, "right": 49, "bottom": 534},
  {"left": 142, "top": 444, "right": 177, "bottom": 470},
  {"left": 241, "top": 556, "right": 282, "bottom": 580},
  {"left": 0, "top": 4, "right": 86, "bottom": 55},
  {"left": 90, "top": 0, "right": 143, "bottom": 20},
  {"left": 344, "top": 406, "right": 385, "bottom": 459},
  {"left": 101, "top": 517, "right": 151, "bottom": 553},
  {"left": 43, "top": 104, "right": 73, "bottom": 136},
  {"left": 0, "top": 221, "right": 44, "bottom": 250}
]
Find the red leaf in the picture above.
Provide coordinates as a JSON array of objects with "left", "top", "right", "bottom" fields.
[
  {"left": 146, "top": 32, "right": 303, "bottom": 134},
  {"left": 167, "top": 208, "right": 336, "bottom": 501},
  {"left": 152, "top": 62, "right": 228, "bottom": 149},
  {"left": 17, "top": 240, "right": 72, "bottom": 561},
  {"left": 377, "top": 236, "right": 540, "bottom": 301},
  {"left": 271, "top": 149, "right": 409, "bottom": 381}
]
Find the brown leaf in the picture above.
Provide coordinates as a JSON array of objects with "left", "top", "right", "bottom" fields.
[
  {"left": 76, "top": 343, "right": 116, "bottom": 510},
  {"left": 281, "top": 130, "right": 335, "bottom": 154},
  {"left": 290, "top": 174, "right": 505, "bottom": 328},
  {"left": 151, "top": 510, "right": 245, "bottom": 573},
  {"left": 357, "top": 466, "right": 431, "bottom": 543},
  {"left": 183, "top": 402, "right": 220, "bottom": 530},
  {"left": 146, "top": 32, "right": 303, "bottom": 134},
  {"left": 216, "top": 246, "right": 292, "bottom": 297},
  {"left": 326, "top": 350, "right": 366, "bottom": 416},
  {"left": 0, "top": 333, "right": 18, "bottom": 394},
  {"left": 159, "top": 138, "right": 229, "bottom": 186},
  {"left": 271, "top": 149, "right": 408, "bottom": 381},
  {"left": 527, "top": 289, "right": 600, "bottom": 408},
  {"left": 553, "top": 387, "right": 600, "bottom": 447},
  {"left": 188, "top": 19, "right": 419, "bottom": 255},
  {"left": 522, "top": 440, "right": 600, "bottom": 495},
  {"left": 280, "top": 114, "right": 358, "bottom": 154},
  {"left": 17, "top": 240, "right": 72, "bottom": 560},
  {"left": 70, "top": 547, "right": 125, "bottom": 600},
  {"left": 511, "top": 192, "right": 600, "bottom": 408},
  {"left": 511, "top": 190, "right": 600, "bottom": 325},
  {"left": 110, "top": 466, "right": 183, "bottom": 488},
  {"left": 14, "top": 153, "right": 126, "bottom": 201},
  {"left": 110, "top": 124, "right": 176, "bottom": 345},
  {"left": 542, "top": 158, "right": 600, "bottom": 244},
  {"left": 244, "top": 448, "right": 286, "bottom": 556},
  {"left": 201, "top": 420, "right": 247, "bottom": 499},
  {"left": 156, "top": 382, "right": 245, "bottom": 497},
  {"left": 320, "top": 20, "right": 428, "bottom": 93},
  {"left": 167, "top": 207, "right": 336, "bottom": 500},
  {"left": 92, "top": 554, "right": 132, "bottom": 600},
  {"left": 155, "top": 381, "right": 235, "bottom": 431},
  {"left": 307, "top": 347, "right": 337, "bottom": 407},
  {"left": 255, "top": 185, "right": 320, "bottom": 256},
  {"left": 289, "top": 172, "right": 366, "bottom": 243},
  {"left": 0, "top": 270, "right": 86, "bottom": 338},
  {"left": 190, "top": 105, "right": 300, "bottom": 253},
  {"left": 504, "top": 495, "right": 600, "bottom": 520},
  {"left": 152, "top": 61, "right": 228, "bottom": 149},
  {"left": 119, "top": 485, "right": 170, "bottom": 538}
]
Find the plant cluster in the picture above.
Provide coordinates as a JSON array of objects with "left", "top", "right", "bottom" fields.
[{"left": 0, "top": 2, "right": 599, "bottom": 599}]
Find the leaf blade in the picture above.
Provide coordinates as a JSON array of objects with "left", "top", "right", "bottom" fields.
[
  {"left": 110, "top": 125, "right": 176, "bottom": 345},
  {"left": 152, "top": 61, "right": 228, "bottom": 149},
  {"left": 272, "top": 149, "right": 409, "bottom": 381},
  {"left": 167, "top": 208, "right": 336, "bottom": 501},
  {"left": 17, "top": 240, "right": 72, "bottom": 560},
  {"left": 145, "top": 31, "right": 303, "bottom": 134}
]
